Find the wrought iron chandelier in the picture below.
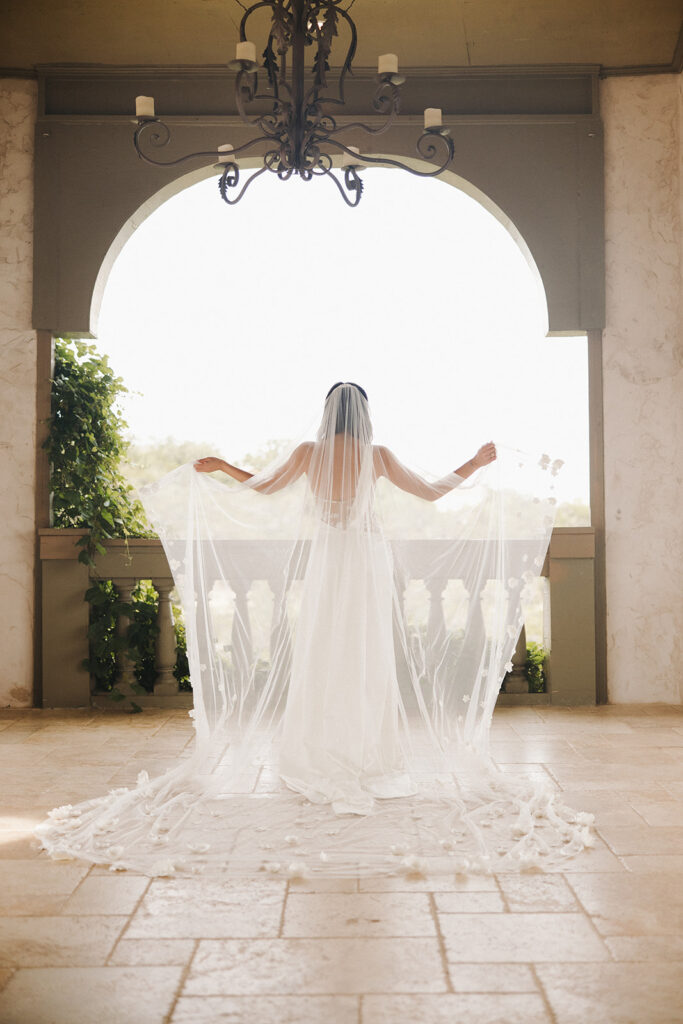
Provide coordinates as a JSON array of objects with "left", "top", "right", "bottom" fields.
[{"left": 133, "top": 0, "right": 454, "bottom": 207}]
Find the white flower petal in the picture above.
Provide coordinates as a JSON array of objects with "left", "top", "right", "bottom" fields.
[{"left": 286, "top": 861, "right": 308, "bottom": 878}]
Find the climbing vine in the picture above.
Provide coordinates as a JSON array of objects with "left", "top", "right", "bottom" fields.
[
  {"left": 525, "top": 641, "right": 548, "bottom": 693},
  {"left": 46, "top": 338, "right": 149, "bottom": 564},
  {"left": 47, "top": 338, "right": 190, "bottom": 707}
]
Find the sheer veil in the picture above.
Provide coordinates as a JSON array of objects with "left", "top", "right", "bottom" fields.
[{"left": 35, "top": 383, "right": 595, "bottom": 878}]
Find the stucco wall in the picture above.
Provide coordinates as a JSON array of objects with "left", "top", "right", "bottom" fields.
[
  {"left": 0, "top": 79, "right": 38, "bottom": 706},
  {"left": 601, "top": 74, "right": 683, "bottom": 703}
]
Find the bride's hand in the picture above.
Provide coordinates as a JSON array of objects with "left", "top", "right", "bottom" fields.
[
  {"left": 472, "top": 442, "right": 496, "bottom": 469},
  {"left": 194, "top": 457, "right": 225, "bottom": 474}
]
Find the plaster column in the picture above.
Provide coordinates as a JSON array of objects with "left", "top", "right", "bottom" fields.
[
  {"left": 0, "top": 79, "right": 38, "bottom": 707},
  {"left": 601, "top": 74, "right": 683, "bottom": 703}
]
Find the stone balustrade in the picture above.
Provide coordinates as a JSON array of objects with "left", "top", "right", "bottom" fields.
[{"left": 38, "top": 527, "right": 597, "bottom": 707}]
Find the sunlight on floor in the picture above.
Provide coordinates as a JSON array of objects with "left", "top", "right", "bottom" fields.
[{"left": 0, "top": 704, "right": 681, "bottom": 1022}]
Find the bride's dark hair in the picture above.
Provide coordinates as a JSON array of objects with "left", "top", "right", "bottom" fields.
[
  {"left": 324, "top": 382, "right": 371, "bottom": 439},
  {"left": 325, "top": 381, "right": 368, "bottom": 401}
]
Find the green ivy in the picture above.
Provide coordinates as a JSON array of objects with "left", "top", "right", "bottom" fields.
[
  {"left": 127, "top": 579, "right": 160, "bottom": 692},
  {"left": 84, "top": 580, "right": 191, "bottom": 701},
  {"left": 526, "top": 641, "right": 548, "bottom": 693},
  {"left": 83, "top": 579, "right": 119, "bottom": 692},
  {"left": 47, "top": 337, "right": 191, "bottom": 707},
  {"left": 172, "top": 607, "right": 191, "bottom": 691},
  {"left": 46, "top": 338, "right": 149, "bottom": 565}
]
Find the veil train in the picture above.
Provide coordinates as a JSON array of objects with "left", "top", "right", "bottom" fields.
[{"left": 35, "top": 384, "right": 595, "bottom": 878}]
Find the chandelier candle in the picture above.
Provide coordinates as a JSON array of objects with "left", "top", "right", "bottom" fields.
[
  {"left": 218, "top": 144, "right": 234, "bottom": 164},
  {"left": 424, "top": 108, "right": 443, "bottom": 129},
  {"left": 135, "top": 95, "right": 155, "bottom": 118},
  {"left": 235, "top": 40, "right": 257, "bottom": 63},
  {"left": 378, "top": 53, "right": 399, "bottom": 74}
]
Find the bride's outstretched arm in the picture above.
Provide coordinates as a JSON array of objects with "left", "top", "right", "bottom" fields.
[
  {"left": 194, "top": 456, "right": 252, "bottom": 482},
  {"left": 454, "top": 442, "right": 497, "bottom": 479},
  {"left": 375, "top": 442, "right": 496, "bottom": 501},
  {"left": 194, "top": 443, "right": 312, "bottom": 493}
]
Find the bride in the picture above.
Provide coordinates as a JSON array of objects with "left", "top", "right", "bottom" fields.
[
  {"left": 194, "top": 381, "right": 495, "bottom": 816},
  {"left": 34, "top": 381, "right": 595, "bottom": 878}
]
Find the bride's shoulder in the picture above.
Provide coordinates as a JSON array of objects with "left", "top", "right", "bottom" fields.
[
  {"left": 294, "top": 441, "right": 315, "bottom": 464},
  {"left": 372, "top": 444, "right": 391, "bottom": 473}
]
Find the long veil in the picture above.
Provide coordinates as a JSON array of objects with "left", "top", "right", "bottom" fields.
[{"left": 35, "top": 385, "right": 595, "bottom": 878}]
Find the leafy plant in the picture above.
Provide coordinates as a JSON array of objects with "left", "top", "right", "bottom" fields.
[
  {"left": 525, "top": 641, "right": 548, "bottom": 693},
  {"left": 84, "top": 579, "right": 192, "bottom": 704},
  {"left": 172, "top": 605, "right": 191, "bottom": 691},
  {"left": 46, "top": 337, "right": 150, "bottom": 565},
  {"left": 127, "top": 579, "right": 160, "bottom": 692},
  {"left": 83, "top": 578, "right": 158, "bottom": 711},
  {"left": 83, "top": 579, "right": 119, "bottom": 692},
  {"left": 47, "top": 337, "right": 193, "bottom": 708}
]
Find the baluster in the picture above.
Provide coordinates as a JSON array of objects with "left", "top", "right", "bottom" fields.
[
  {"left": 154, "top": 578, "right": 178, "bottom": 696},
  {"left": 112, "top": 577, "right": 137, "bottom": 698},
  {"left": 504, "top": 622, "right": 529, "bottom": 693},
  {"left": 268, "top": 578, "right": 292, "bottom": 678},
  {"left": 455, "top": 579, "right": 488, "bottom": 687},
  {"left": 391, "top": 568, "right": 414, "bottom": 702},
  {"left": 425, "top": 577, "right": 448, "bottom": 675},
  {"left": 425, "top": 578, "right": 447, "bottom": 642},
  {"left": 230, "top": 580, "right": 253, "bottom": 689}
]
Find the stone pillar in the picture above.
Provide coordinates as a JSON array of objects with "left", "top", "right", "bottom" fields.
[
  {"left": 0, "top": 79, "right": 38, "bottom": 707},
  {"left": 601, "top": 75, "right": 683, "bottom": 703},
  {"left": 154, "top": 579, "right": 178, "bottom": 696}
]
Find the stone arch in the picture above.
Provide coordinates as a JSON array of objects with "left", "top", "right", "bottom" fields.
[{"left": 90, "top": 157, "right": 549, "bottom": 338}]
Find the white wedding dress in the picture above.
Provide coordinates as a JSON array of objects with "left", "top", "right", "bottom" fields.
[
  {"left": 34, "top": 385, "right": 596, "bottom": 878},
  {"left": 279, "top": 518, "right": 415, "bottom": 815}
]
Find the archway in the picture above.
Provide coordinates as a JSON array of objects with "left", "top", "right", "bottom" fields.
[{"left": 93, "top": 163, "right": 590, "bottom": 522}]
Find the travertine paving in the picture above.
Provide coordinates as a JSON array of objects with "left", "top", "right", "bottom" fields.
[{"left": 0, "top": 704, "right": 682, "bottom": 1023}]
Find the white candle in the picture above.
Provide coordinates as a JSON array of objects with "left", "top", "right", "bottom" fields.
[
  {"left": 236, "top": 41, "right": 257, "bottom": 63},
  {"left": 424, "top": 107, "right": 442, "bottom": 129},
  {"left": 218, "top": 144, "right": 234, "bottom": 164},
  {"left": 135, "top": 95, "right": 155, "bottom": 118},
  {"left": 378, "top": 53, "right": 398, "bottom": 75},
  {"left": 341, "top": 146, "right": 360, "bottom": 168}
]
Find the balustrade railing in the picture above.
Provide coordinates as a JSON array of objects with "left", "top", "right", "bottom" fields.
[{"left": 39, "top": 527, "right": 597, "bottom": 707}]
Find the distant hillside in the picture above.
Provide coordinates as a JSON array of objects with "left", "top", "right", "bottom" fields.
[
  {"left": 122, "top": 437, "right": 590, "bottom": 528},
  {"left": 121, "top": 437, "right": 292, "bottom": 492}
]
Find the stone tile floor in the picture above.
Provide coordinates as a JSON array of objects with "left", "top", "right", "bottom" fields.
[{"left": 0, "top": 704, "right": 682, "bottom": 1023}]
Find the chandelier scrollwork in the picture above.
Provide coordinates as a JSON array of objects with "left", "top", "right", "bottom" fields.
[{"left": 133, "top": 0, "right": 454, "bottom": 206}]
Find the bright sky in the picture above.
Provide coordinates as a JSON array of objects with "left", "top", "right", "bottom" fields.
[{"left": 96, "top": 167, "right": 590, "bottom": 504}]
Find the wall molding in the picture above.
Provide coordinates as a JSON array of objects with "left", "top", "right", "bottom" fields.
[
  {"left": 4, "top": 42, "right": 682, "bottom": 87},
  {"left": 602, "top": 20, "right": 683, "bottom": 76}
]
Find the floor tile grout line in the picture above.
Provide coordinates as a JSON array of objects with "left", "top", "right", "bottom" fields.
[
  {"left": 278, "top": 879, "right": 290, "bottom": 937},
  {"left": 0, "top": 968, "right": 16, "bottom": 996},
  {"left": 163, "top": 937, "right": 200, "bottom": 1024},
  {"left": 428, "top": 890, "right": 454, "bottom": 994},
  {"left": 493, "top": 872, "right": 511, "bottom": 913},
  {"left": 105, "top": 876, "right": 152, "bottom": 965},
  {"left": 561, "top": 872, "right": 619, "bottom": 962},
  {"left": 530, "top": 963, "right": 559, "bottom": 1023}
]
